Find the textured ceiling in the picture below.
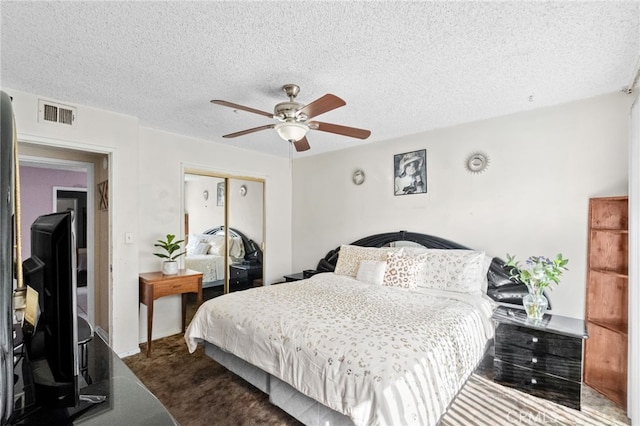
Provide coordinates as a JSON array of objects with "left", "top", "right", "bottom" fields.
[{"left": 1, "top": 1, "right": 638, "bottom": 158}]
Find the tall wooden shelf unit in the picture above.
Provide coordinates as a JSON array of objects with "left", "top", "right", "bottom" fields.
[{"left": 584, "top": 196, "right": 628, "bottom": 408}]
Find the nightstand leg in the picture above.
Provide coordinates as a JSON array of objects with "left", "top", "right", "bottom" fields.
[
  {"left": 181, "top": 293, "right": 187, "bottom": 333},
  {"left": 146, "top": 298, "right": 153, "bottom": 357}
]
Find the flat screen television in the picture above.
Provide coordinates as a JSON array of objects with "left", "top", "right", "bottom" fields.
[{"left": 22, "top": 211, "right": 79, "bottom": 409}]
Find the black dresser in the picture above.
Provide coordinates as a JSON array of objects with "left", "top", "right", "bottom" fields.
[{"left": 492, "top": 306, "right": 588, "bottom": 410}]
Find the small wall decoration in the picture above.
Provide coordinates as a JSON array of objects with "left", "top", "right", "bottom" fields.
[
  {"left": 98, "top": 180, "right": 108, "bottom": 210},
  {"left": 239, "top": 185, "right": 247, "bottom": 197},
  {"left": 202, "top": 189, "right": 209, "bottom": 200},
  {"left": 216, "top": 182, "right": 225, "bottom": 207},
  {"left": 352, "top": 169, "right": 365, "bottom": 185},
  {"left": 465, "top": 151, "right": 490, "bottom": 174},
  {"left": 394, "top": 149, "right": 427, "bottom": 195}
]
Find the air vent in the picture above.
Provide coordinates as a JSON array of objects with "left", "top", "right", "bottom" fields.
[{"left": 38, "top": 100, "right": 76, "bottom": 126}]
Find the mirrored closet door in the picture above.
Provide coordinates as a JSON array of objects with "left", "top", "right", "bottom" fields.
[{"left": 183, "top": 172, "right": 264, "bottom": 298}]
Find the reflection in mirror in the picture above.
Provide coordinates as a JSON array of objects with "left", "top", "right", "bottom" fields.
[
  {"left": 228, "top": 179, "right": 264, "bottom": 290},
  {"left": 184, "top": 173, "right": 264, "bottom": 299},
  {"left": 184, "top": 174, "right": 226, "bottom": 298}
]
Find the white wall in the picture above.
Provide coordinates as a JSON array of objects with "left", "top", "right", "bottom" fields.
[
  {"left": 6, "top": 87, "right": 140, "bottom": 355},
  {"left": 137, "top": 127, "right": 291, "bottom": 341},
  {"left": 185, "top": 175, "right": 225, "bottom": 234},
  {"left": 185, "top": 177, "right": 263, "bottom": 243},
  {"left": 292, "top": 92, "right": 632, "bottom": 320}
]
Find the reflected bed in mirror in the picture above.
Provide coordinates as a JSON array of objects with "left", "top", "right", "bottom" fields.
[{"left": 184, "top": 227, "right": 262, "bottom": 290}]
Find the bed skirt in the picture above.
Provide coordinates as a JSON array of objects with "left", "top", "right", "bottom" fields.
[{"left": 204, "top": 342, "right": 353, "bottom": 426}]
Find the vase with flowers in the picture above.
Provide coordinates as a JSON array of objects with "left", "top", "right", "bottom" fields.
[{"left": 505, "top": 253, "right": 569, "bottom": 321}]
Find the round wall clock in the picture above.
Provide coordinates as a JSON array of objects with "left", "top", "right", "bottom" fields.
[
  {"left": 352, "top": 169, "right": 365, "bottom": 185},
  {"left": 465, "top": 152, "right": 490, "bottom": 174}
]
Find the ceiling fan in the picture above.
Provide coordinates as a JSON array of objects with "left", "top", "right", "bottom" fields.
[{"left": 210, "top": 84, "right": 371, "bottom": 152}]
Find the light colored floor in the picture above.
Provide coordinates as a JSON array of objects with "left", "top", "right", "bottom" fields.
[
  {"left": 581, "top": 385, "right": 630, "bottom": 425},
  {"left": 476, "top": 349, "right": 630, "bottom": 424}
]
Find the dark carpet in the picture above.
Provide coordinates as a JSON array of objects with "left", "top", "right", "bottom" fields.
[{"left": 124, "top": 333, "right": 300, "bottom": 426}]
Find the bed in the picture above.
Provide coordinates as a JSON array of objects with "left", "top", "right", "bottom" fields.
[
  {"left": 184, "top": 226, "right": 261, "bottom": 289},
  {"left": 185, "top": 231, "right": 533, "bottom": 425}
]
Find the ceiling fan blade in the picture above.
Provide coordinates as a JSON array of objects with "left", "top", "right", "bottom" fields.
[
  {"left": 310, "top": 121, "right": 371, "bottom": 139},
  {"left": 222, "top": 124, "right": 275, "bottom": 138},
  {"left": 211, "top": 100, "right": 274, "bottom": 118},
  {"left": 293, "top": 137, "right": 311, "bottom": 152},
  {"left": 298, "top": 94, "right": 346, "bottom": 119}
]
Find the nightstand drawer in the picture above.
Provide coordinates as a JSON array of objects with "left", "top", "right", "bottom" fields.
[
  {"left": 496, "top": 323, "right": 582, "bottom": 359},
  {"left": 494, "top": 359, "right": 581, "bottom": 410},
  {"left": 152, "top": 277, "right": 199, "bottom": 299},
  {"left": 494, "top": 346, "right": 582, "bottom": 382},
  {"left": 230, "top": 268, "right": 248, "bottom": 280}
]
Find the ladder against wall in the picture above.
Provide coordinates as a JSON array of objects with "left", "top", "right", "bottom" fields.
[{"left": 584, "top": 196, "right": 628, "bottom": 408}]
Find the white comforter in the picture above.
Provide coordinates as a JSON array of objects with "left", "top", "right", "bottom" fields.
[
  {"left": 185, "top": 273, "right": 494, "bottom": 426},
  {"left": 184, "top": 254, "right": 225, "bottom": 283}
]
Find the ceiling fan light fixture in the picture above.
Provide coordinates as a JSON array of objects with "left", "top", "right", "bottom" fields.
[{"left": 275, "top": 121, "right": 308, "bottom": 142}]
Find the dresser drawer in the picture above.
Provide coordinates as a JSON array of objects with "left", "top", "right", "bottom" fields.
[
  {"left": 495, "top": 323, "right": 582, "bottom": 360},
  {"left": 494, "top": 359, "right": 581, "bottom": 410},
  {"left": 494, "top": 345, "right": 582, "bottom": 382}
]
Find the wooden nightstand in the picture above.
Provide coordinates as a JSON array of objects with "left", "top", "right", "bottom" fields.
[
  {"left": 229, "top": 263, "right": 262, "bottom": 291},
  {"left": 492, "top": 306, "right": 587, "bottom": 410},
  {"left": 139, "top": 269, "right": 203, "bottom": 357}
]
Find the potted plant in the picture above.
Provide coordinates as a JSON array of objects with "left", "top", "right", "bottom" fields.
[
  {"left": 154, "top": 234, "right": 186, "bottom": 275},
  {"left": 505, "top": 253, "right": 569, "bottom": 321}
]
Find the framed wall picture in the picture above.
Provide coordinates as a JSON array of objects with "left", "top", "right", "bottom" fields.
[
  {"left": 97, "top": 180, "right": 109, "bottom": 210},
  {"left": 216, "top": 182, "right": 225, "bottom": 207},
  {"left": 394, "top": 149, "right": 427, "bottom": 195}
]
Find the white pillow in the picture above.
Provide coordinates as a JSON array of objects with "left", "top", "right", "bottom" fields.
[
  {"left": 209, "top": 235, "right": 224, "bottom": 256},
  {"left": 481, "top": 254, "right": 493, "bottom": 294},
  {"left": 229, "top": 236, "right": 245, "bottom": 259},
  {"left": 192, "top": 242, "right": 211, "bottom": 255},
  {"left": 334, "top": 245, "right": 399, "bottom": 277},
  {"left": 416, "top": 249, "right": 486, "bottom": 294},
  {"left": 185, "top": 234, "right": 202, "bottom": 255},
  {"left": 356, "top": 260, "right": 386, "bottom": 285}
]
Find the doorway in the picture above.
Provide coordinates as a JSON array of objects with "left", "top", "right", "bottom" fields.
[{"left": 18, "top": 150, "right": 107, "bottom": 338}]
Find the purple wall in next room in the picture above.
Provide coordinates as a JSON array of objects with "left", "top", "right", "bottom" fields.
[{"left": 19, "top": 166, "right": 86, "bottom": 260}]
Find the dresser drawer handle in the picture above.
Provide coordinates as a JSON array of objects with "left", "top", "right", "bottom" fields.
[
  {"left": 531, "top": 357, "right": 537, "bottom": 364},
  {"left": 531, "top": 337, "right": 538, "bottom": 343},
  {"left": 531, "top": 378, "right": 537, "bottom": 385}
]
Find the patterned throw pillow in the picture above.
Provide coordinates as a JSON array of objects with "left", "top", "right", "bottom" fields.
[
  {"left": 334, "top": 245, "right": 397, "bottom": 277},
  {"left": 416, "top": 249, "right": 486, "bottom": 294},
  {"left": 382, "top": 251, "right": 427, "bottom": 290},
  {"left": 356, "top": 260, "right": 387, "bottom": 285}
]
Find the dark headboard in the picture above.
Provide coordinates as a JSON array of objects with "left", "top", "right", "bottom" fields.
[
  {"left": 315, "top": 230, "right": 545, "bottom": 307},
  {"left": 203, "top": 226, "right": 262, "bottom": 264}
]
